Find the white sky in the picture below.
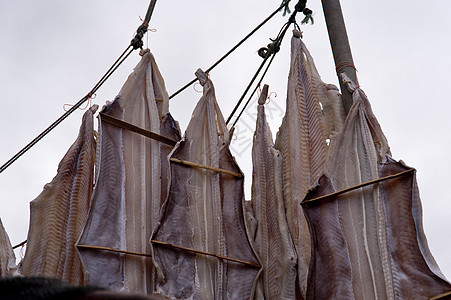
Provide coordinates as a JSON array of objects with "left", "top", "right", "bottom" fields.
[{"left": 1, "top": 0, "right": 450, "bottom": 281}]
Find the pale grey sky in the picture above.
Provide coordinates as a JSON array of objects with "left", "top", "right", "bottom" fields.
[{"left": 1, "top": 0, "right": 450, "bottom": 280}]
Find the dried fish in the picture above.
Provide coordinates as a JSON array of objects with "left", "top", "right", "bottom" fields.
[
  {"left": 78, "top": 49, "right": 179, "bottom": 293},
  {"left": 152, "top": 69, "right": 260, "bottom": 299},
  {"left": 0, "top": 219, "right": 17, "bottom": 278},
  {"left": 21, "top": 105, "right": 97, "bottom": 285},
  {"left": 303, "top": 74, "right": 451, "bottom": 299},
  {"left": 251, "top": 85, "right": 297, "bottom": 299},
  {"left": 274, "top": 30, "right": 344, "bottom": 297}
]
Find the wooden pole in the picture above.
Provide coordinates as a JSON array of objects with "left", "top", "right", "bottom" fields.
[
  {"left": 143, "top": 0, "right": 158, "bottom": 24},
  {"left": 321, "top": 0, "right": 357, "bottom": 114}
]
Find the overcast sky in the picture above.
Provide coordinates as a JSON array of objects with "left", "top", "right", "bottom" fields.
[{"left": 1, "top": 0, "right": 450, "bottom": 280}]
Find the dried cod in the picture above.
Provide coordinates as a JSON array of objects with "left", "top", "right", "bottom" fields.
[
  {"left": 251, "top": 85, "right": 297, "bottom": 299},
  {"left": 21, "top": 105, "right": 97, "bottom": 285},
  {"left": 0, "top": 219, "right": 17, "bottom": 278},
  {"left": 152, "top": 69, "right": 260, "bottom": 299},
  {"left": 77, "top": 49, "right": 180, "bottom": 293},
  {"left": 274, "top": 30, "right": 344, "bottom": 297},
  {"left": 303, "top": 74, "right": 451, "bottom": 299}
]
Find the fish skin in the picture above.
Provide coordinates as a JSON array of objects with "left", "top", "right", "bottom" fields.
[
  {"left": 303, "top": 176, "right": 353, "bottom": 300},
  {"left": 251, "top": 85, "right": 297, "bottom": 299},
  {"left": 380, "top": 159, "right": 451, "bottom": 299},
  {"left": 160, "top": 113, "right": 182, "bottom": 208},
  {"left": 21, "top": 105, "right": 97, "bottom": 285},
  {"left": 0, "top": 219, "right": 17, "bottom": 278},
  {"left": 78, "top": 50, "right": 178, "bottom": 294},
  {"left": 303, "top": 75, "right": 451, "bottom": 299},
  {"left": 274, "top": 32, "right": 342, "bottom": 297},
  {"left": 152, "top": 69, "right": 259, "bottom": 300}
]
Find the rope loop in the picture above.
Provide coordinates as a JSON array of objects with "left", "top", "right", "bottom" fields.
[{"left": 336, "top": 61, "right": 358, "bottom": 74}]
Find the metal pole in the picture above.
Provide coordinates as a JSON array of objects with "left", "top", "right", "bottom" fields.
[{"left": 321, "top": 0, "right": 357, "bottom": 114}]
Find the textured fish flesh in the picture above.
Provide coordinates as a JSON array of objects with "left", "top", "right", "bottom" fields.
[
  {"left": 78, "top": 49, "right": 180, "bottom": 294},
  {"left": 152, "top": 69, "right": 260, "bottom": 300},
  {"left": 303, "top": 74, "right": 451, "bottom": 299},
  {"left": 251, "top": 85, "right": 297, "bottom": 299},
  {"left": 20, "top": 105, "right": 97, "bottom": 285},
  {"left": 274, "top": 30, "right": 344, "bottom": 297},
  {"left": 0, "top": 219, "right": 17, "bottom": 278}
]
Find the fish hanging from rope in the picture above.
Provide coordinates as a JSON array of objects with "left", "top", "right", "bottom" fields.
[
  {"left": 0, "top": 219, "right": 17, "bottom": 278},
  {"left": 273, "top": 29, "right": 345, "bottom": 298},
  {"left": 151, "top": 69, "right": 260, "bottom": 300},
  {"left": 20, "top": 105, "right": 97, "bottom": 285},
  {"left": 251, "top": 84, "right": 297, "bottom": 299},
  {"left": 77, "top": 49, "right": 180, "bottom": 294},
  {"left": 302, "top": 74, "right": 451, "bottom": 299}
]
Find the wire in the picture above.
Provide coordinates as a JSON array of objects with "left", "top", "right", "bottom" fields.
[
  {"left": 0, "top": 0, "right": 157, "bottom": 174},
  {"left": 168, "top": 0, "right": 292, "bottom": 100},
  {"left": 227, "top": 17, "right": 297, "bottom": 127},
  {"left": 231, "top": 52, "right": 278, "bottom": 128},
  {"left": 226, "top": 54, "right": 272, "bottom": 125}
]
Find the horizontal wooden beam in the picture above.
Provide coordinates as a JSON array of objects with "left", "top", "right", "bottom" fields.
[
  {"left": 170, "top": 158, "right": 242, "bottom": 178},
  {"left": 100, "top": 112, "right": 177, "bottom": 146},
  {"left": 301, "top": 168, "right": 415, "bottom": 205},
  {"left": 77, "top": 244, "right": 151, "bottom": 258},
  {"left": 151, "top": 239, "right": 260, "bottom": 268}
]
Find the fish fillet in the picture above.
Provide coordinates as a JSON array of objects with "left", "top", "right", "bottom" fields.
[
  {"left": 20, "top": 105, "right": 97, "bottom": 285},
  {"left": 251, "top": 84, "right": 297, "bottom": 299},
  {"left": 78, "top": 49, "right": 179, "bottom": 293},
  {"left": 0, "top": 219, "right": 17, "bottom": 278},
  {"left": 274, "top": 30, "right": 344, "bottom": 297},
  {"left": 303, "top": 74, "right": 451, "bottom": 299},
  {"left": 152, "top": 69, "right": 260, "bottom": 299}
]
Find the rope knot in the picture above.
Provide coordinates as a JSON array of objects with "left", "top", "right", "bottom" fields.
[
  {"left": 130, "top": 23, "right": 149, "bottom": 49},
  {"left": 294, "top": 1, "right": 306, "bottom": 12}
]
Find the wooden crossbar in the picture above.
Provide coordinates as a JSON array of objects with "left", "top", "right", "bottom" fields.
[
  {"left": 301, "top": 168, "right": 415, "bottom": 206},
  {"left": 170, "top": 158, "right": 242, "bottom": 178},
  {"left": 77, "top": 244, "right": 151, "bottom": 258},
  {"left": 100, "top": 112, "right": 177, "bottom": 146},
  {"left": 151, "top": 240, "right": 260, "bottom": 268},
  {"left": 430, "top": 291, "right": 451, "bottom": 300}
]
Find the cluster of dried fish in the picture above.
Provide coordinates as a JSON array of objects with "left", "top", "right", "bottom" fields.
[
  {"left": 0, "top": 219, "right": 17, "bottom": 278},
  {"left": 250, "top": 84, "right": 297, "bottom": 299},
  {"left": 151, "top": 69, "right": 260, "bottom": 299},
  {"left": 271, "top": 30, "right": 345, "bottom": 298},
  {"left": 302, "top": 74, "right": 451, "bottom": 299},
  {"left": 77, "top": 49, "right": 180, "bottom": 294},
  {"left": 20, "top": 105, "right": 97, "bottom": 285},
  {"left": 10, "top": 25, "right": 451, "bottom": 300}
]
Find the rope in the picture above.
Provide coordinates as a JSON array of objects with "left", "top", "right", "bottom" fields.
[
  {"left": 168, "top": 0, "right": 292, "bottom": 100},
  {"left": 226, "top": 53, "right": 273, "bottom": 125},
  {"left": 12, "top": 240, "right": 27, "bottom": 250},
  {"left": 336, "top": 61, "right": 357, "bottom": 74},
  {"left": 227, "top": 0, "right": 310, "bottom": 126},
  {"left": 231, "top": 52, "right": 278, "bottom": 128},
  {"left": 0, "top": 1, "right": 158, "bottom": 175}
]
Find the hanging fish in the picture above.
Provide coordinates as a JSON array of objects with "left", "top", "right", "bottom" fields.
[
  {"left": 274, "top": 30, "right": 345, "bottom": 298},
  {"left": 20, "top": 105, "right": 97, "bottom": 285},
  {"left": 151, "top": 69, "right": 260, "bottom": 300},
  {"left": 77, "top": 49, "right": 180, "bottom": 294},
  {"left": 0, "top": 219, "right": 17, "bottom": 278},
  {"left": 302, "top": 74, "right": 451, "bottom": 299},
  {"left": 251, "top": 84, "right": 297, "bottom": 299}
]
